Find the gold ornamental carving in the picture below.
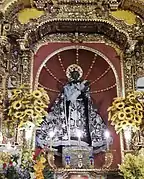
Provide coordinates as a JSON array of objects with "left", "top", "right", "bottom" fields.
[{"left": 0, "top": 0, "right": 143, "bottom": 173}]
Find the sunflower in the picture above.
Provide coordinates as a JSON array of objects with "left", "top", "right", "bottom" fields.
[
  {"left": 12, "top": 100, "right": 22, "bottom": 110},
  {"left": 32, "top": 112, "right": 40, "bottom": 119},
  {"left": 136, "top": 103, "right": 143, "bottom": 111},
  {"left": 10, "top": 94, "right": 18, "bottom": 101},
  {"left": 126, "top": 113, "right": 133, "bottom": 121},
  {"left": 114, "top": 122, "right": 121, "bottom": 128},
  {"left": 115, "top": 102, "right": 125, "bottom": 110},
  {"left": 121, "top": 121, "right": 128, "bottom": 126},
  {"left": 107, "top": 106, "right": 115, "bottom": 112},
  {"left": 32, "top": 90, "right": 42, "bottom": 98},
  {"left": 134, "top": 91, "right": 144, "bottom": 97},
  {"left": 14, "top": 112, "right": 23, "bottom": 118},
  {"left": 26, "top": 104, "right": 33, "bottom": 109},
  {"left": 42, "top": 93, "right": 50, "bottom": 101},
  {"left": 124, "top": 107, "right": 132, "bottom": 114},
  {"left": 20, "top": 84, "right": 29, "bottom": 89},
  {"left": 37, "top": 87, "right": 45, "bottom": 92},
  {"left": 23, "top": 93, "right": 32, "bottom": 100},
  {"left": 112, "top": 97, "right": 124, "bottom": 105},
  {"left": 127, "top": 93, "right": 135, "bottom": 99},
  {"left": 108, "top": 110, "right": 112, "bottom": 120},
  {"left": 41, "top": 110, "right": 47, "bottom": 116},
  {"left": 129, "top": 98, "right": 136, "bottom": 104},
  {"left": 127, "top": 119, "right": 133, "bottom": 125},
  {"left": 133, "top": 110, "right": 138, "bottom": 116},
  {"left": 13, "top": 89, "right": 22, "bottom": 95},
  {"left": 8, "top": 108, "right": 12, "bottom": 116},
  {"left": 25, "top": 109, "right": 33, "bottom": 116},
  {"left": 111, "top": 121, "right": 115, "bottom": 126},
  {"left": 35, "top": 118, "right": 44, "bottom": 126},
  {"left": 34, "top": 99, "right": 47, "bottom": 107},
  {"left": 19, "top": 112, "right": 26, "bottom": 119},
  {"left": 137, "top": 111, "right": 143, "bottom": 119},
  {"left": 118, "top": 111, "right": 126, "bottom": 120},
  {"left": 34, "top": 106, "right": 43, "bottom": 113},
  {"left": 22, "top": 100, "right": 30, "bottom": 104},
  {"left": 115, "top": 122, "right": 127, "bottom": 132},
  {"left": 133, "top": 116, "right": 141, "bottom": 124},
  {"left": 117, "top": 121, "right": 128, "bottom": 130},
  {"left": 111, "top": 113, "right": 118, "bottom": 122},
  {"left": 129, "top": 97, "right": 135, "bottom": 104}
]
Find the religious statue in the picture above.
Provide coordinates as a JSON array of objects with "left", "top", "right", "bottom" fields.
[{"left": 37, "top": 64, "right": 107, "bottom": 153}]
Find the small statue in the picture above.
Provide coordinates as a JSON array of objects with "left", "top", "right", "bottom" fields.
[{"left": 37, "top": 64, "right": 107, "bottom": 153}]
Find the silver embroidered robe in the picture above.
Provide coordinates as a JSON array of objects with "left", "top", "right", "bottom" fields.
[{"left": 37, "top": 80, "right": 107, "bottom": 153}]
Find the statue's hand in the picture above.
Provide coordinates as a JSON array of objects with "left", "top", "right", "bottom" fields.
[
  {"left": 84, "top": 80, "right": 90, "bottom": 87},
  {"left": 82, "top": 80, "right": 89, "bottom": 92}
]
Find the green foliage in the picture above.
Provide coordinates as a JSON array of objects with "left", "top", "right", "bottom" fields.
[
  {"left": 5, "top": 166, "right": 19, "bottom": 179},
  {"left": 119, "top": 151, "right": 144, "bottom": 179},
  {"left": 43, "top": 167, "right": 54, "bottom": 179}
]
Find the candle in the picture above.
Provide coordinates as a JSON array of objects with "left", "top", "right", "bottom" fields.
[
  {"left": 104, "top": 130, "right": 110, "bottom": 151},
  {"left": 76, "top": 129, "right": 82, "bottom": 148}
]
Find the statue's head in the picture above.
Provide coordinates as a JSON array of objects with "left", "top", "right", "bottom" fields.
[
  {"left": 66, "top": 64, "right": 83, "bottom": 81},
  {"left": 70, "top": 70, "right": 80, "bottom": 81}
]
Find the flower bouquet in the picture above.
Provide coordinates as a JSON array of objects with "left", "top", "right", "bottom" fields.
[
  {"left": 119, "top": 149, "right": 144, "bottom": 179},
  {"left": 107, "top": 91, "right": 144, "bottom": 133},
  {"left": 33, "top": 148, "right": 54, "bottom": 179},
  {"left": 1, "top": 154, "right": 31, "bottom": 179},
  {"left": 7, "top": 84, "right": 50, "bottom": 127},
  {"left": 0, "top": 148, "right": 54, "bottom": 179}
]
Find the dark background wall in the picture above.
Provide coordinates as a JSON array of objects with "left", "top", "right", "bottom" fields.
[{"left": 33, "top": 42, "right": 122, "bottom": 168}]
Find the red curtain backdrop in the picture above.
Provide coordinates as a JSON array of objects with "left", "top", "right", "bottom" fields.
[{"left": 33, "top": 43, "right": 122, "bottom": 168}]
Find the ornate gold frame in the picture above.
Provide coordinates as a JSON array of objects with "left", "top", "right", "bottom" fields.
[{"left": 0, "top": 0, "right": 143, "bottom": 175}]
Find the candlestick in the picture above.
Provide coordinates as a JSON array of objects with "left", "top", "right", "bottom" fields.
[{"left": 107, "top": 140, "right": 110, "bottom": 151}]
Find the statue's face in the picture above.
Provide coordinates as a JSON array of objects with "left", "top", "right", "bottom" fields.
[{"left": 70, "top": 71, "right": 80, "bottom": 81}]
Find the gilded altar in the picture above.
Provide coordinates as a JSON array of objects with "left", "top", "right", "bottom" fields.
[{"left": 0, "top": 0, "right": 143, "bottom": 178}]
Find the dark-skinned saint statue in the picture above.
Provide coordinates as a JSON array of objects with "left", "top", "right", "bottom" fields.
[{"left": 37, "top": 64, "right": 107, "bottom": 153}]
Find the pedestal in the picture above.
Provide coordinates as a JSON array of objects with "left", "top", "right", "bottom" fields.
[
  {"left": 62, "top": 146, "right": 94, "bottom": 169},
  {"left": 55, "top": 169, "right": 107, "bottom": 179}
]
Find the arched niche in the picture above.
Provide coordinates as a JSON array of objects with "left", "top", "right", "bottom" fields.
[{"left": 33, "top": 44, "right": 122, "bottom": 168}]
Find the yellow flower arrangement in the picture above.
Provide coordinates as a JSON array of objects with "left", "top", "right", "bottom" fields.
[
  {"left": 34, "top": 155, "right": 46, "bottom": 179},
  {"left": 108, "top": 91, "right": 144, "bottom": 133},
  {"left": 8, "top": 84, "right": 50, "bottom": 127},
  {"left": 119, "top": 150, "right": 144, "bottom": 179}
]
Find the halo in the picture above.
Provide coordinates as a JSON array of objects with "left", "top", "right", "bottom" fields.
[{"left": 66, "top": 64, "right": 83, "bottom": 80}]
